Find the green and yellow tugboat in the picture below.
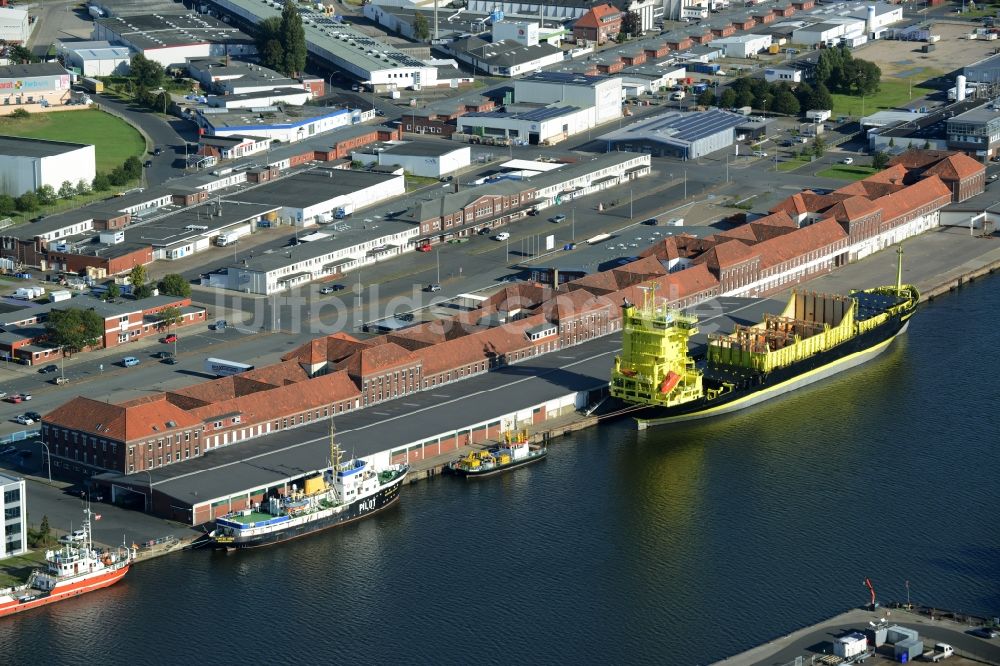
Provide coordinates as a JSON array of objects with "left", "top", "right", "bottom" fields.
[
  {"left": 447, "top": 430, "right": 547, "bottom": 478},
  {"left": 609, "top": 247, "right": 919, "bottom": 429}
]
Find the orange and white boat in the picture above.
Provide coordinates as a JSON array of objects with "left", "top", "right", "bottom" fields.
[{"left": 0, "top": 507, "right": 136, "bottom": 618}]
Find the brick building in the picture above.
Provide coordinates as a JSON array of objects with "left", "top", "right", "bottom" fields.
[{"left": 573, "top": 4, "right": 623, "bottom": 45}]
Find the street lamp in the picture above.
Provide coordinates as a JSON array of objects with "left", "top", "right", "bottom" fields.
[
  {"left": 139, "top": 470, "right": 153, "bottom": 513},
  {"left": 38, "top": 440, "right": 52, "bottom": 483},
  {"left": 435, "top": 247, "right": 441, "bottom": 284}
]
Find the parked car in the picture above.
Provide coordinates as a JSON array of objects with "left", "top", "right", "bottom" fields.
[
  {"left": 18, "top": 393, "right": 31, "bottom": 401},
  {"left": 144, "top": 160, "right": 152, "bottom": 168},
  {"left": 154, "top": 350, "right": 172, "bottom": 359},
  {"left": 38, "top": 364, "right": 58, "bottom": 374},
  {"left": 494, "top": 232, "right": 510, "bottom": 241},
  {"left": 162, "top": 356, "right": 178, "bottom": 365},
  {"left": 320, "top": 284, "right": 345, "bottom": 294},
  {"left": 54, "top": 376, "right": 69, "bottom": 385},
  {"left": 0, "top": 391, "right": 7, "bottom": 400},
  {"left": 24, "top": 411, "right": 41, "bottom": 422},
  {"left": 478, "top": 227, "right": 491, "bottom": 235},
  {"left": 970, "top": 627, "right": 999, "bottom": 639},
  {"left": 752, "top": 150, "right": 768, "bottom": 158},
  {"left": 416, "top": 244, "right": 432, "bottom": 252},
  {"left": 549, "top": 214, "right": 566, "bottom": 223},
  {"left": 161, "top": 334, "right": 178, "bottom": 344},
  {"left": 59, "top": 529, "right": 86, "bottom": 544},
  {"left": 122, "top": 357, "right": 140, "bottom": 367},
  {"left": 5, "top": 395, "right": 22, "bottom": 404},
  {"left": 642, "top": 217, "right": 659, "bottom": 226},
  {"left": 153, "top": 147, "right": 162, "bottom": 156},
  {"left": 425, "top": 284, "right": 442, "bottom": 292},
  {"left": 841, "top": 157, "right": 854, "bottom": 165},
  {"left": 212, "top": 319, "right": 227, "bottom": 331},
  {"left": 14, "top": 415, "right": 34, "bottom": 425}
]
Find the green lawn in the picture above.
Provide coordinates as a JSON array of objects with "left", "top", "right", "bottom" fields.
[
  {"left": 0, "top": 550, "right": 48, "bottom": 588},
  {"left": 830, "top": 79, "right": 935, "bottom": 118},
  {"left": 0, "top": 109, "right": 146, "bottom": 174},
  {"left": 816, "top": 165, "right": 879, "bottom": 181},
  {"left": 777, "top": 156, "right": 815, "bottom": 172}
]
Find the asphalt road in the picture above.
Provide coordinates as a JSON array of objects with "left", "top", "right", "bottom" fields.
[{"left": 90, "top": 94, "right": 196, "bottom": 185}]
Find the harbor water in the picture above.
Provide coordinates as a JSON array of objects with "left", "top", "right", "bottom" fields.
[{"left": 4, "top": 279, "right": 1000, "bottom": 664}]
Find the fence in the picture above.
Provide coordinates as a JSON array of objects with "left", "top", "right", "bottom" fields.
[{"left": 0, "top": 429, "right": 40, "bottom": 445}]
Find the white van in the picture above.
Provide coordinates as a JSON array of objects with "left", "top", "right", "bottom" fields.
[{"left": 494, "top": 232, "right": 510, "bottom": 241}]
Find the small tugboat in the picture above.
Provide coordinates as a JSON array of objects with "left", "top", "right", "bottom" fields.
[
  {"left": 0, "top": 507, "right": 137, "bottom": 618},
  {"left": 210, "top": 421, "right": 408, "bottom": 549},
  {"left": 447, "top": 431, "right": 547, "bottom": 478}
]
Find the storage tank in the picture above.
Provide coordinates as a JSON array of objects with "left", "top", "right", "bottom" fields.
[
  {"left": 866, "top": 5, "right": 876, "bottom": 33},
  {"left": 957, "top": 74, "right": 967, "bottom": 101}
]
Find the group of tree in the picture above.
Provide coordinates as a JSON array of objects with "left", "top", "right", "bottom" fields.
[
  {"left": 45, "top": 308, "right": 105, "bottom": 355},
  {"left": 97, "top": 270, "right": 187, "bottom": 303},
  {"left": 0, "top": 41, "right": 34, "bottom": 65},
  {"left": 814, "top": 45, "right": 881, "bottom": 97},
  {"left": 710, "top": 77, "right": 834, "bottom": 116},
  {"left": 256, "top": 4, "right": 307, "bottom": 76},
  {"left": 28, "top": 516, "right": 57, "bottom": 549},
  {"left": 91, "top": 156, "right": 145, "bottom": 195},
  {"left": 0, "top": 155, "right": 146, "bottom": 217},
  {"left": 413, "top": 12, "right": 430, "bottom": 41}
]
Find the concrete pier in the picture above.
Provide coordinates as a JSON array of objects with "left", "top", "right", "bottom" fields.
[{"left": 713, "top": 606, "right": 1000, "bottom": 666}]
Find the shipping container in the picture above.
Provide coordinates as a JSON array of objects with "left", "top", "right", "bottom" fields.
[
  {"left": 689, "top": 62, "right": 721, "bottom": 75},
  {"left": 81, "top": 77, "right": 104, "bottom": 94}
]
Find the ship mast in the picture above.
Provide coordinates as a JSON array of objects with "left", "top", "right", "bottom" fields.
[
  {"left": 895, "top": 245, "right": 904, "bottom": 293},
  {"left": 328, "top": 415, "right": 342, "bottom": 472}
]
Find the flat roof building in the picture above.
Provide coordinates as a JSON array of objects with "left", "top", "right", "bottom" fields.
[
  {"left": 191, "top": 105, "right": 368, "bottom": 143},
  {"left": 352, "top": 141, "right": 472, "bottom": 178},
  {"left": 598, "top": 109, "right": 745, "bottom": 159},
  {"left": 0, "top": 135, "right": 96, "bottom": 198},
  {"left": 92, "top": 13, "right": 256, "bottom": 68}
]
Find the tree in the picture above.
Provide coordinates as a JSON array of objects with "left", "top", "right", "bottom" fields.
[
  {"left": 92, "top": 172, "right": 111, "bottom": 191},
  {"left": 923, "top": 139, "right": 931, "bottom": 150},
  {"left": 888, "top": 137, "right": 896, "bottom": 148},
  {"left": 123, "top": 156, "right": 143, "bottom": 181},
  {"left": 16, "top": 191, "right": 38, "bottom": 212},
  {"left": 413, "top": 12, "right": 430, "bottom": 40},
  {"left": 795, "top": 82, "right": 814, "bottom": 110},
  {"left": 696, "top": 89, "right": 716, "bottom": 107},
  {"left": 772, "top": 89, "right": 800, "bottom": 116},
  {"left": 8, "top": 45, "right": 32, "bottom": 65},
  {"left": 109, "top": 166, "right": 129, "bottom": 187},
  {"left": 36, "top": 185, "right": 56, "bottom": 206},
  {"left": 256, "top": 16, "right": 284, "bottom": 71},
  {"left": 735, "top": 88, "right": 755, "bottom": 109},
  {"left": 808, "top": 83, "right": 833, "bottom": 112},
  {"left": 719, "top": 87, "right": 737, "bottom": 109},
  {"left": 134, "top": 284, "right": 155, "bottom": 299},
  {"left": 621, "top": 10, "right": 641, "bottom": 37},
  {"left": 76, "top": 178, "right": 91, "bottom": 196},
  {"left": 158, "top": 273, "right": 191, "bottom": 298},
  {"left": 0, "top": 194, "right": 15, "bottom": 216},
  {"left": 58, "top": 180, "right": 75, "bottom": 199},
  {"left": 280, "top": 3, "right": 307, "bottom": 77},
  {"left": 158, "top": 306, "right": 183, "bottom": 331},
  {"left": 105, "top": 282, "right": 121, "bottom": 301},
  {"left": 9, "top": 107, "right": 29, "bottom": 119},
  {"left": 128, "top": 264, "right": 147, "bottom": 291},
  {"left": 45, "top": 308, "right": 105, "bottom": 354},
  {"left": 130, "top": 53, "right": 164, "bottom": 89},
  {"left": 812, "top": 135, "right": 826, "bottom": 158},
  {"left": 871, "top": 151, "right": 890, "bottom": 170}
]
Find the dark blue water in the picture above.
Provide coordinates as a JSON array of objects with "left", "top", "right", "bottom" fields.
[{"left": 4, "top": 279, "right": 999, "bottom": 665}]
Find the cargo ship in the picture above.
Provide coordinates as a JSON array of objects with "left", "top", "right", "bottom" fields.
[
  {"left": 210, "top": 422, "right": 408, "bottom": 549},
  {"left": 447, "top": 432, "right": 547, "bottom": 478},
  {"left": 0, "top": 508, "right": 136, "bottom": 618},
  {"left": 609, "top": 248, "right": 918, "bottom": 429}
]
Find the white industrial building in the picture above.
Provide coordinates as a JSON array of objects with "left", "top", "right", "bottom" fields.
[
  {"left": 710, "top": 33, "right": 772, "bottom": 59},
  {"left": 92, "top": 14, "right": 257, "bottom": 68},
  {"left": 849, "top": 3, "right": 904, "bottom": 39},
  {"left": 764, "top": 64, "right": 804, "bottom": 84},
  {"left": 192, "top": 105, "right": 370, "bottom": 143},
  {"left": 456, "top": 72, "right": 622, "bottom": 145},
  {"left": 516, "top": 72, "right": 623, "bottom": 125},
  {"left": 352, "top": 142, "right": 472, "bottom": 178},
  {"left": 233, "top": 168, "right": 405, "bottom": 227},
  {"left": 466, "top": 0, "right": 658, "bottom": 33},
  {"left": 619, "top": 65, "right": 687, "bottom": 97},
  {"left": 58, "top": 40, "right": 132, "bottom": 77},
  {"left": 0, "top": 472, "right": 26, "bottom": 559},
  {"left": 0, "top": 7, "right": 30, "bottom": 44},
  {"left": 447, "top": 36, "right": 565, "bottom": 78},
  {"left": 0, "top": 136, "right": 96, "bottom": 198},
  {"left": 792, "top": 18, "right": 866, "bottom": 47},
  {"left": 211, "top": 0, "right": 443, "bottom": 90}
]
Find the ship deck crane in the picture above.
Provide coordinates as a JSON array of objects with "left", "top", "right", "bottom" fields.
[{"left": 864, "top": 577, "right": 878, "bottom": 611}]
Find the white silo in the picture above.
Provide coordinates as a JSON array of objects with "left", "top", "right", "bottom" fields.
[
  {"left": 957, "top": 74, "right": 967, "bottom": 102},
  {"left": 866, "top": 5, "right": 876, "bottom": 34}
]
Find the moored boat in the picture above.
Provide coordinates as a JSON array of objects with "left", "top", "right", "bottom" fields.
[
  {"left": 608, "top": 247, "right": 919, "bottom": 428},
  {"left": 0, "top": 508, "right": 136, "bottom": 618},
  {"left": 447, "top": 432, "right": 547, "bottom": 478},
  {"left": 209, "top": 422, "right": 408, "bottom": 549}
]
